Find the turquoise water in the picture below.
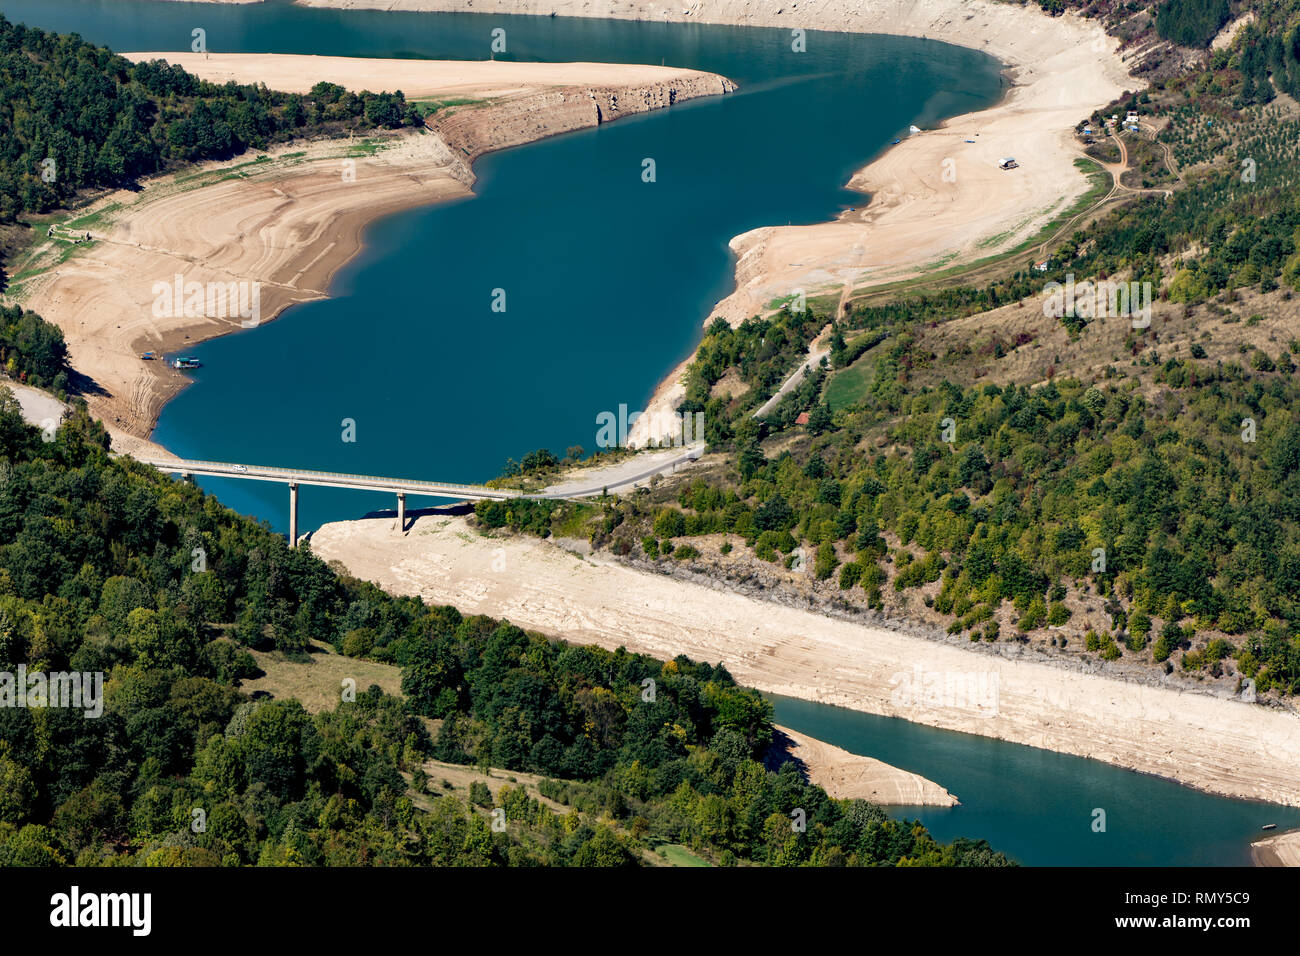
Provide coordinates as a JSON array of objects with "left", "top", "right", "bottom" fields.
[
  {"left": 6, "top": 0, "right": 1292, "bottom": 866},
  {"left": 770, "top": 695, "right": 1300, "bottom": 866},
  {"left": 0, "top": 0, "right": 1003, "bottom": 532}
]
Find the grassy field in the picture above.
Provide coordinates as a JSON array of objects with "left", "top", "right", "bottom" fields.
[
  {"left": 823, "top": 353, "right": 876, "bottom": 410},
  {"left": 240, "top": 638, "right": 403, "bottom": 712},
  {"left": 656, "top": 844, "right": 712, "bottom": 867},
  {"left": 411, "top": 96, "right": 487, "bottom": 118}
]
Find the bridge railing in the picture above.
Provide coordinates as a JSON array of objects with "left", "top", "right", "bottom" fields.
[{"left": 137, "top": 457, "right": 522, "bottom": 496}]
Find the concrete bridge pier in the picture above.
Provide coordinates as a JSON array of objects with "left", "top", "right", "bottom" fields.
[
  {"left": 289, "top": 482, "right": 299, "bottom": 548},
  {"left": 397, "top": 492, "right": 406, "bottom": 533}
]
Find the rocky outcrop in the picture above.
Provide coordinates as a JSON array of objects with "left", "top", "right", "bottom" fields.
[{"left": 427, "top": 73, "right": 736, "bottom": 179}]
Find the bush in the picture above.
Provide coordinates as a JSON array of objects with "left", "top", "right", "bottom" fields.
[
  {"left": 1047, "top": 601, "right": 1071, "bottom": 626},
  {"left": 814, "top": 542, "right": 838, "bottom": 580},
  {"left": 341, "top": 628, "right": 375, "bottom": 657},
  {"left": 1018, "top": 597, "right": 1047, "bottom": 630}
]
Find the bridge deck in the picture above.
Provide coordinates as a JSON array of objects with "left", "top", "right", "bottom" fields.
[{"left": 136, "top": 457, "right": 524, "bottom": 500}]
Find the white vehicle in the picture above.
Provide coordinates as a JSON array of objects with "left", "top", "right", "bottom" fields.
[{"left": 231, "top": 465, "right": 248, "bottom": 474}]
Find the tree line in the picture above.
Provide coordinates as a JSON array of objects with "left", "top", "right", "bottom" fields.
[{"left": 0, "top": 15, "right": 420, "bottom": 221}]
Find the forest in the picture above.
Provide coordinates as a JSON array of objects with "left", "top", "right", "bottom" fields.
[
  {"left": 0, "top": 303, "right": 68, "bottom": 392},
  {"left": 0, "top": 370, "right": 1009, "bottom": 866},
  {"left": 0, "top": 15, "right": 420, "bottom": 221},
  {"left": 1155, "top": 0, "right": 1232, "bottom": 47}
]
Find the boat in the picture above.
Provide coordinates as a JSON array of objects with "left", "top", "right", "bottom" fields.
[
  {"left": 140, "top": 351, "right": 155, "bottom": 360},
  {"left": 1262, "top": 823, "right": 1278, "bottom": 830},
  {"left": 171, "top": 356, "right": 202, "bottom": 370}
]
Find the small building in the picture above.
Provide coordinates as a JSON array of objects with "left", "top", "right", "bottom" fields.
[
  {"left": 1125, "top": 111, "right": 1139, "bottom": 123},
  {"left": 999, "top": 157, "right": 1018, "bottom": 170},
  {"left": 1034, "top": 260, "right": 1049, "bottom": 272}
]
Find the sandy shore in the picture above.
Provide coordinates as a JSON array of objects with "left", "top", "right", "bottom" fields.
[
  {"left": 5, "top": 54, "right": 731, "bottom": 448},
  {"left": 1251, "top": 829, "right": 1300, "bottom": 867},
  {"left": 771, "top": 725, "right": 956, "bottom": 807},
  {"left": 308, "top": 514, "right": 1300, "bottom": 808}
]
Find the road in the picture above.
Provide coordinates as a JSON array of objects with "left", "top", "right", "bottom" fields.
[{"left": 754, "top": 324, "right": 832, "bottom": 419}]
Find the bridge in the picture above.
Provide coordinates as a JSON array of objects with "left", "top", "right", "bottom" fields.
[{"left": 136, "top": 445, "right": 703, "bottom": 546}]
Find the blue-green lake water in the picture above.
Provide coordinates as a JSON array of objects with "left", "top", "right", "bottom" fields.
[
  {"left": 770, "top": 695, "right": 1297, "bottom": 866},
  {"left": 5, "top": 0, "right": 1296, "bottom": 865}
]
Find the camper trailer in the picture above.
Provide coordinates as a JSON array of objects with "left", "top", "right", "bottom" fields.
[{"left": 999, "top": 157, "right": 1018, "bottom": 170}]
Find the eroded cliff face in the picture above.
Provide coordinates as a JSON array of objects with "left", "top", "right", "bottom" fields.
[{"left": 427, "top": 73, "right": 736, "bottom": 179}]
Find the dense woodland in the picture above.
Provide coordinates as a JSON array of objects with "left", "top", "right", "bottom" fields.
[
  {"left": 0, "top": 16, "right": 420, "bottom": 221},
  {"left": 0, "top": 384, "right": 1009, "bottom": 866},
  {"left": 0, "top": 303, "right": 68, "bottom": 392}
]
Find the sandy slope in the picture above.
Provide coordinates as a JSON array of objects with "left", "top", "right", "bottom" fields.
[
  {"left": 772, "top": 726, "right": 956, "bottom": 806},
  {"left": 127, "top": 52, "right": 729, "bottom": 100},
  {"left": 8, "top": 55, "right": 730, "bottom": 446},
  {"left": 1251, "top": 829, "right": 1300, "bottom": 867},
  {"left": 308, "top": 514, "right": 1300, "bottom": 808}
]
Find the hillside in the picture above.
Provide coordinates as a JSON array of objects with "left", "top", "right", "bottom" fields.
[{"left": 481, "top": 0, "right": 1300, "bottom": 702}]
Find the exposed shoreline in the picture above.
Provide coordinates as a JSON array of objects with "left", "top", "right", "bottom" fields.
[
  {"left": 308, "top": 513, "right": 1300, "bottom": 808},
  {"left": 1251, "top": 828, "right": 1300, "bottom": 867},
  {"left": 6, "top": 54, "right": 732, "bottom": 456},
  {"left": 770, "top": 725, "right": 957, "bottom": 807}
]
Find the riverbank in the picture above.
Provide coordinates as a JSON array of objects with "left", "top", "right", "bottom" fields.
[
  {"left": 5, "top": 54, "right": 732, "bottom": 450},
  {"left": 1251, "top": 829, "right": 1300, "bottom": 866},
  {"left": 307, "top": 514, "right": 1300, "bottom": 808}
]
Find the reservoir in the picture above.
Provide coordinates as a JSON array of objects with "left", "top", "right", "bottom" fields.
[
  {"left": 6, "top": 0, "right": 1295, "bottom": 865},
  {"left": 2, "top": 0, "right": 1004, "bottom": 533}
]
